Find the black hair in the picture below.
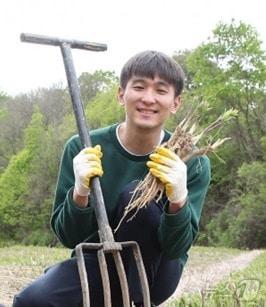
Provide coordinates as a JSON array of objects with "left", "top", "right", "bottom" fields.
[{"left": 120, "top": 50, "right": 185, "bottom": 96}]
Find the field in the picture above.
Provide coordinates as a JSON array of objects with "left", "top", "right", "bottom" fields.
[
  {"left": 168, "top": 249, "right": 266, "bottom": 306},
  {"left": 0, "top": 245, "right": 264, "bottom": 306}
]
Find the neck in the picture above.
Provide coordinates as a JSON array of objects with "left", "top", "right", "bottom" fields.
[{"left": 118, "top": 122, "right": 164, "bottom": 155}]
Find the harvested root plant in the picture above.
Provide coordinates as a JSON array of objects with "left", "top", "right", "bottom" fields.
[{"left": 114, "top": 109, "right": 237, "bottom": 232}]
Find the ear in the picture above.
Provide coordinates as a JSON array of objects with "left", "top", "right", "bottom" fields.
[
  {"left": 170, "top": 95, "right": 182, "bottom": 114},
  {"left": 117, "top": 87, "right": 125, "bottom": 106}
]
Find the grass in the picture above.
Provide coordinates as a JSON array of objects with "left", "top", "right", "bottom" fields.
[
  {"left": 0, "top": 245, "right": 69, "bottom": 266},
  {"left": 0, "top": 245, "right": 69, "bottom": 306},
  {"left": 0, "top": 245, "right": 262, "bottom": 306},
  {"left": 185, "top": 246, "right": 242, "bottom": 269},
  {"left": 170, "top": 250, "right": 266, "bottom": 306},
  {"left": 0, "top": 245, "right": 242, "bottom": 267}
]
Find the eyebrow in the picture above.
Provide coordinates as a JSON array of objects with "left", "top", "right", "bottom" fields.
[
  {"left": 131, "top": 77, "right": 170, "bottom": 87},
  {"left": 131, "top": 77, "right": 147, "bottom": 83},
  {"left": 156, "top": 80, "right": 170, "bottom": 87}
]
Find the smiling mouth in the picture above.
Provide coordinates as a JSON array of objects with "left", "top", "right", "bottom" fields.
[{"left": 137, "top": 108, "right": 158, "bottom": 114}]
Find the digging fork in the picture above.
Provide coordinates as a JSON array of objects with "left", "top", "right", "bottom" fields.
[{"left": 20, "top": 33, "right": 150, "bottom": 307}]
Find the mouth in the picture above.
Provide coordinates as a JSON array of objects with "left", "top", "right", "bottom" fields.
[{"left": 137, "top": 108, "right": 158, "bottom": 115}]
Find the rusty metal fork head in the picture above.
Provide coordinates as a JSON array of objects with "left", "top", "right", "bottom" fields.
[{"left": 75, "top": 241, "right": 150, "bottom": 307}]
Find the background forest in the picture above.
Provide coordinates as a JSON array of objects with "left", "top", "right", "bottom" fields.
[{"left": 0, "top": 20, "right": 265, "bottom": 249}]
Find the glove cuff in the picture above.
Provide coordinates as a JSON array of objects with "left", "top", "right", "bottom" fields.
[
  {"left": 74, "top": 183, "right": 90, "bottom": 197},
  {"left": 168, "top": 188, "right": 188, "bottom": 204}
]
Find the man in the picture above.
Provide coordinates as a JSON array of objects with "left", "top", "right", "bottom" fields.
[{"left": 13, "top": 50, "right": 211, "bottom": 306}]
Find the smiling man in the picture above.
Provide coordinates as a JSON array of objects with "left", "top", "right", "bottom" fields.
[{"left": 14, "top": 51, "right": 211, "bottom": 307}]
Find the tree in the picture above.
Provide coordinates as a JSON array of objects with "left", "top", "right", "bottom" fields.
[
  {"left": 183, "top": 21, "right": 266, "bottom": 247},
  {"left": 186, "top": 20, "right": 266, "bottom": 162},
  {"left": 79, "top": 70, "right": 118, "bottom": 104},
  {"left": 0, "top": 82, "right": 75, "bottom": 173},
  {"left": 0, "top": 94, "right": 34, "bottom": 172},
  {"left": 32, "top": 84, "right": 71, "bottom": 127},
  {"left": 204, "top": 154, "right": 266, "bottom": 249},
  {"left": 86, "top": 85, "right": 124, "bottom": 129},
  {"left": 0, "top": 108, "right": 56, "bottom": 244},
  {"left": 173, "top": 50, "right": 195, "bottom": 92}
]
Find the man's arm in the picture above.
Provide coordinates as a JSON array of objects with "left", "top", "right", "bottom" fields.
[
  {"left": 51, "top": 136, "right": 101, "bottom": 248},
  {"left": 158, "top": 155, "right": 211, "bottom": 259},
  {"left": 72, "top": 191, "right": 89, "bottom": 208}
]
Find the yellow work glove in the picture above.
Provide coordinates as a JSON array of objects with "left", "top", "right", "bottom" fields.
[
  {"left": 147, "top": 146, "right": 188, "bottom": 204},
  {"left": 73, "top": 145, "right": 103, "bottom": 196}
]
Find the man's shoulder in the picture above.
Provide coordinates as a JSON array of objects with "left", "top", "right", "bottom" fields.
[
  {"left": 66, "top": 124, "right": 117, "bottom": 148},
  {"left": 90, "top": 124, "right": 115, "bottom": 137}
]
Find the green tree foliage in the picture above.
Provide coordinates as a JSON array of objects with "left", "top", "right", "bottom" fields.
[
  {"left": 186, "top": 20, "right": 266, "bottom": 162},
  {"left": 0, "top": 94, "right": 35, "bottom": 172},
  {"left": 0, "top": 72, "right": 121, "bottom": 245},
  {"left": 86, "top": 85, "right": 124, "bottom": 129},
  {"left": 0, "top": 83, "right": 73, "bottom": 173},
  {"left": 0, "top": 108, "right": 59, "bottom": 244},
  {"left": 173, "top": 50, "right": 195, "bottom": 92},
  {"left": 0, "top": 108, "right": 45, "bottom": 241},
  {"left": 187, "top": 21, "right": 266, "bottom": 248},
  {"left": 204, "top": 156, "right": 266, "bottom": 249},
  {"left": 79, "top": 70, "right": 118, "bottom": 104},
  {"left": 31, "top": 85, "right": 71, "bottom": 127}
]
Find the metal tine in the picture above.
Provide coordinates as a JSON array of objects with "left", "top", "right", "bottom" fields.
[
  {"left": 97, "top": 249, "right": 112, "bottom": 307},
  {"left": 112, "top": 251, "right": 131, "bottom": 307},
  {"left": 76, "top": 242, "right": 151, "bottom": 307},
  {"left": 121, "top": 242, "right": 151, "bottom": 307},
  {"left": 131, "top": 243, "right": 151, "bottom": 307},
  {"left": 76, "top": 245, "right": 90, "bottom": 307}
]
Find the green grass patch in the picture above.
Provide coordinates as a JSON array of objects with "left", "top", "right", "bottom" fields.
[
  {"left": 0, "top": 245, "right": 69, "bottom": 266},
  {"left": 186, "top": 246, "right": 242, "bottom": 269},
  {"left": 0, "top": 246, "right": 70, "bottom": 306},
  {"left": 0, "top": 244, "right": 241, "bottom": 268},
  {"left": 170, "top": 250, "right": 266, "bottom": 306}
]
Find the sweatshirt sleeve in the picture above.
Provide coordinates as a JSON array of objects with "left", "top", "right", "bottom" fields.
[
  {"left": 158, "top": 155, "right": 211, "bottom": 260},
  {"left": 50, "top": 137, "right": 98, "bottom": 248}
]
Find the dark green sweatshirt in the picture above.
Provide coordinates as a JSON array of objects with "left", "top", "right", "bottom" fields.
[{"left": 51, "top": 124, "right": 211, "bottom": 265}]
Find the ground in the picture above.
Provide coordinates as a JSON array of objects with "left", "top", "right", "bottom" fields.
[
  {"left": 0, "top": 247, "right": 262, "bottom": 307},
  {"left": 159, "top": 249, "right": 261, "bottom": 306}
]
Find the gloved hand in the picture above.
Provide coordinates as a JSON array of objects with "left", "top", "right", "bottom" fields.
[
  {"left": 147, "top": 146, "right": 188, "bottom": 204},
  {"left": 73, "top": 145, "right": 103, "bottom": 196}
]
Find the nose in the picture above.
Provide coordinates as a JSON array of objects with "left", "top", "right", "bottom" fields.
[{"left": 141, "top": 89, "right": 156, "bottom": 104}]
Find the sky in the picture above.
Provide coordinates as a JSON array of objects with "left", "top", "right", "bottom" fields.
[{"left": 0, "top": 0, "right": 265, "bottom": 96}]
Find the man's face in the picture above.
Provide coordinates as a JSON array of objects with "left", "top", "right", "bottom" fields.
[{"left": 118, "top": 75, "right": 181, "bottom": 131}]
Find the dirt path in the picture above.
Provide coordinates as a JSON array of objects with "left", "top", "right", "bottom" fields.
[
  {"left": 160, "top": 249, "right": 262, "bottom": 306},
  {"left": 0, "top": 265, "right": 42, "bottom": 307},
  {"left": 0, "top": 249, "right": 262, "bottom": 306}
]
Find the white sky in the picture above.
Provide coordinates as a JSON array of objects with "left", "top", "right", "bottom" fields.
[{"left": 0, "top": 0, "right": 265, "bottom": 96}]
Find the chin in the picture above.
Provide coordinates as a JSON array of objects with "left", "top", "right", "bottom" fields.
[{"left": 135, "top": 121, "right": 162, "bottom": 131}]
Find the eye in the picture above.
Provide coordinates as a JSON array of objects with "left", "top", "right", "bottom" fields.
[
  {"left": 157, "top": 88, "right": 168, "bottom": 94},
  {"left": 133, "top": 85, "right": 144, "bottom": 91}
]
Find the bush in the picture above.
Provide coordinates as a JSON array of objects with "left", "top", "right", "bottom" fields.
[{"left": 202, "top": 160, "right": 266, "bottom": 249}]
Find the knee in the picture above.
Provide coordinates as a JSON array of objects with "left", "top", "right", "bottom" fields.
[
  {"left": 114, "top": 203, "right": 162, "bottom": 244},
  {"left": 13, "top": 286, "right": 47, "bottom": 307},
  {"left": 151, "top": 259, "right": 183, "bottom": 305}
]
